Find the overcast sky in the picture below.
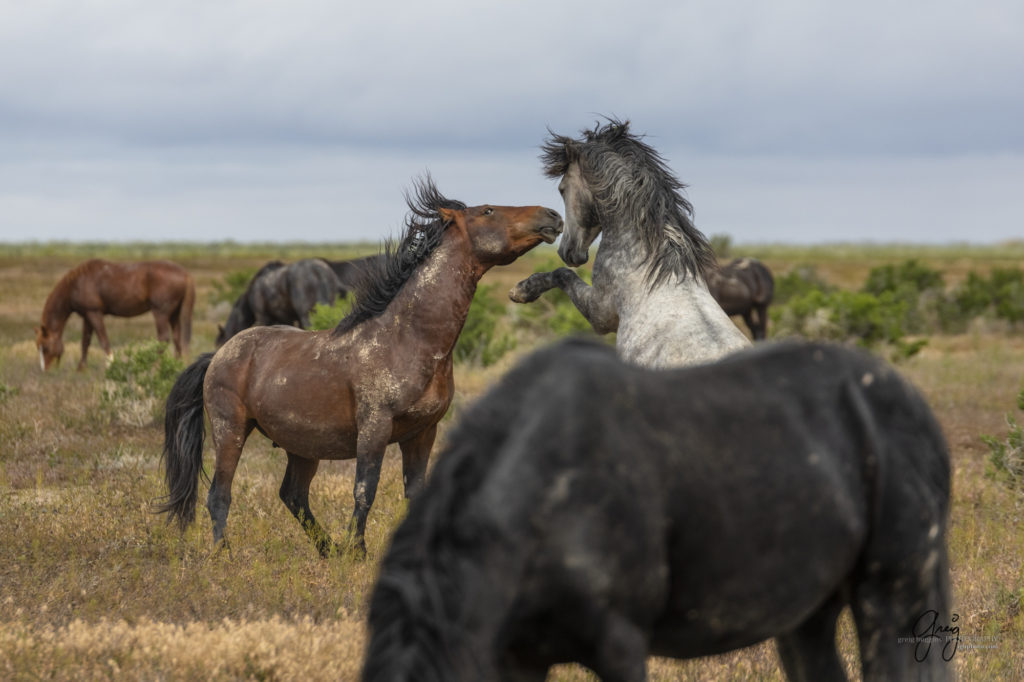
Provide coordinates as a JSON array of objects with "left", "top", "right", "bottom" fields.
[{"left": 1, "top": 0, "right": 1021, "bottom": 244}]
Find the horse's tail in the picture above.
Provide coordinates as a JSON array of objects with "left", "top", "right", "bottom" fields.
[
  {"left": 155, "top": 352, "right": 213, "bottom": 531},
  {"left": 180, "top": 274, "right": 196, "bottom": 353}
]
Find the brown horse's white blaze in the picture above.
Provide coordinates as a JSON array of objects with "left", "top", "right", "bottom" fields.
[
  {"left": 34, "top": 259, "right": 195, "bottom": 371},
  {"left": 158, "top": 177, "right": 562, "bottom": 557}
]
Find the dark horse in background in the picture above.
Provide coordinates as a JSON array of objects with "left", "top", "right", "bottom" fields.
[
  {"left": 35, "top": 259, "right": 194, "bottom": 371},
  {"left": 706, "top": 257, "right": 775, "bottom": 340},
  {"left": 215, "top": 258, "right": 341, "bottom": 346},
  {"left": 159, "top": 175, "right": 562, "bottom": 556},
  {"left": 322, "top": 254, "right": 388, "bottom": 297},
  {"left": 364, "top": 338, "right": 953, "bottom": 682}
]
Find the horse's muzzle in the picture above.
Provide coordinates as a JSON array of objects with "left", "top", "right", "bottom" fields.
[{"left": 537, "top": 211, "right": 563, "bottom": 244}]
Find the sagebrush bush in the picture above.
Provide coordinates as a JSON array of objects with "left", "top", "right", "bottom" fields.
[
  {"left": 208, "top": 267, "right": 257, "bottom": 306},
  {"left": 308, "top": 297, "right": 354, "bottom": 331},
  {"left": 772, "top": 265, "right": 835, "bottom": 305},
  {"left": 861, "top": 259, "right": 945, "bottom": 334},
  {"left": 982, "top": 387, "right": 1024, "bottom": 491},
  {"left": 99, "top": 341, "right": 185, "bottom": 426}
]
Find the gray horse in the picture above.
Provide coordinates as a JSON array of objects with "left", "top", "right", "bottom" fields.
[{"left": 510, "top": 119, "right": 749, "bottom": 367}]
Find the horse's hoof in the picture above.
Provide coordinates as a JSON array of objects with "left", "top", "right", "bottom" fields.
[{"left": 509, "top": 282, "right": 537, "bottom": 303}]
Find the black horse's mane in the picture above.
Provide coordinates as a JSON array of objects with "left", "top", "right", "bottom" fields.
[
  {"left": 540, "top": 117, "right": 717, "bottom": 288},
  {"left": 332, "top": 175, "right": 463, "bottom": 336}
]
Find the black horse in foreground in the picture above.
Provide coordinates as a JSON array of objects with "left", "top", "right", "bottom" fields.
[
  {"left": 706, "top": 257, "right": 775, "bottom": 340},
  {"left": 364, "top": 338, "right": 952, "bottom": 681},
  {"left": 215, "top": 258, "right": 341, "bottom": 346}
]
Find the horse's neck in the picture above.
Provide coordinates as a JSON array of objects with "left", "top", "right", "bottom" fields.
[
  {"left": 374, "top": 230, "right": 480, "bottom": 355},
  {"left": 596, "top": 223, "right": 750, "bottom": 367},
  {"left": 41, "top": 280, "right": 74, "bottom": 332}
]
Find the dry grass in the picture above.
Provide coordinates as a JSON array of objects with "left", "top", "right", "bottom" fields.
[{"left": 2, "top": 244, "right": 1023, "bottom": 681}]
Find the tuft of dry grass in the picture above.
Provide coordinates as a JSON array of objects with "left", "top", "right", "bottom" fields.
[{"left": 2, "top": 243, "right": 1024, "bottom": 680}]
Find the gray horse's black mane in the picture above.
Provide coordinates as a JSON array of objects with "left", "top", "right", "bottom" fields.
[
  {"left": 332, "top": 175, "right": 464, "bottom": 336},
  {"left": 540, "top": 117, "right": 716, "bottom": 287}
]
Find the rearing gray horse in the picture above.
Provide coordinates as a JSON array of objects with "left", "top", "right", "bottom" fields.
[{"left": 511, "top": 119, "right": 750, "bottom": 367}]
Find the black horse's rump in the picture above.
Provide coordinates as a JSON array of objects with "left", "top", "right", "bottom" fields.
[
  {"left": 215, "top": 258, "right": 341, "bottom": 345},
  {"left": 707, "top": 257, "right": 775, "bottom": 340},
  {"left": 365, "top": 338, "right": 952, "bottom": 681}
]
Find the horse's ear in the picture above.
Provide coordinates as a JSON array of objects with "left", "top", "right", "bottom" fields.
[{"left": 438, "top": 207, "right": 458, "bottom": 226}]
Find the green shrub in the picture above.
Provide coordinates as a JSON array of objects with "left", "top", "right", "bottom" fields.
[
  {"left": 773, "top": 288, "right": 924, "bottom": 359},
  {"left": 861, "top": 260, "right": 945, "bottom": 334},
  {"left": 862, "top": 259, "right": 944, "bottom": 298},
  {"left": 773, "top": 265, "right": 835, "bottom": 305},
  {"left": 308, "top": 297, "right": 355, "bottom": 331},
  {"left": 982, "top": 387, "right": 1024, "bottom": 490},
  {"left": 209, "top": 268, "right": 257, "bottom": 306},
  {"left": 100, "top": 342, "right": 186, "bottom": 426},
  {"left": 941, "top": 267, "right": 1024, "bottom": 330},
  {"left": 454, "top": 284, "right": 516, "bottom": 367}
]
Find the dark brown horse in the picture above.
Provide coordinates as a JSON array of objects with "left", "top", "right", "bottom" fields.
[
  {"left": 706, "top": 257, "right": 775, "bottom": 340},
  {"left": 35, "top": 259, "right": 195, "bottom": 371},
  {"left": 158, "top": 176, "right": 562, "bottom": 557}
]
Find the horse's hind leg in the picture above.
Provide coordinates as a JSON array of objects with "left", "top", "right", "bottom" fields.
[
  {"left": 279, "top": 453, "right": 338, "bottom": 558},
  {"left": 851, "top": 543, "right": 954, "bottom": 682},
  {"left": 774, "top": 592, "right": 847, "bottom": 682},
  {"left": 753, "top": 303, "right": 769, "bottom": 339},
  {"left": 152, "top": 310, "right": 173, "bottom": 346},
  {"left": 205, "top": 408, "right": 252, "bottom": 552}
]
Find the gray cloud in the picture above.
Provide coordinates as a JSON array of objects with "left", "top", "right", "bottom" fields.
[{"left": 1, "top": 0, "right": 1021, "bottom": 243}]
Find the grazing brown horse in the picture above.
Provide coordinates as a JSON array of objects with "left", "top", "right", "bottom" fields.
[
  {"left": 35, "top": 259, "right": 195, "bottom": 371},
  {"left": 158, "top": 176, "right": 562, "bottom": 557},
  {"left": 706, "top": 257, "right": 775, "bottom": 340}
]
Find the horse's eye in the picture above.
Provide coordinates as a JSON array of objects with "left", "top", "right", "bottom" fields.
[{"left": 483, "top": 208, "right": 494, "bottom": 216}]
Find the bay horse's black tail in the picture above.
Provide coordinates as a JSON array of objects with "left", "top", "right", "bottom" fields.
[{"left": 156, "top": 352, "right": 213, "bottom": 530}]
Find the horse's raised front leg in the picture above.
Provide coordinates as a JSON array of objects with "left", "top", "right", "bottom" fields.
[
  {"left": 346, "top": 418, "right": 392, "bottom": 558},
  {"left": 399, "top": 424, "right": 436, "bottom": 499},
  {"left": 279, "top": 453, "right": 338, "bottom": 558},
  {"left": 510, "top": 267, "right": 619, "bottom": 334}
]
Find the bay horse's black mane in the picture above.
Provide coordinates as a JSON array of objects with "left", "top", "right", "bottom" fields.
[
  {"left": 540, "top": 117, "right": 716, "bottom": 287},
  {"left": 332, "top": 176, "right": 464, "bottom": 336}
]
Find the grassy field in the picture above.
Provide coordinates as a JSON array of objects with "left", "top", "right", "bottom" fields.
[{"left": 1, "top": 242, "right": 1023, "bottom": 680}]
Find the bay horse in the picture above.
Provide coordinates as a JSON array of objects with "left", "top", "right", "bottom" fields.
[
  {"left": 510, "top": 118, "right": 750, "bottom": 367},
  {"left": 364, "top": 337, "right": 953, "bottom": 682},
  {"left": 707, "top": 257, "right": 775, "bottom": 340},
  {"left": 215, "top": 258, "right": 342, "bottom": 346},
  {"left": 34, "top": 259, "right": 194, "bottom": 371},
  {"left": 158, "top": 176, "right": 562, "bottom": 557}
]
